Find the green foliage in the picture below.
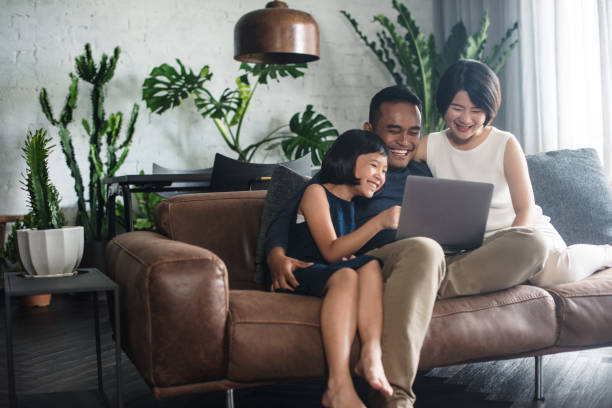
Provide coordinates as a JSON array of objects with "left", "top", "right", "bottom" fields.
[
  {"left": 114, "top": 171, "right": 165, "bottom": 232},
  {"left": 0, "top": 219, "right": 26, "bottom": 272},
  {"left": 342, "top": 2, "right": 519, "bottom": 135},
  {"left": 39, "top": 43, "right": 139, "bottom": 241},
  {"left": 20, "top": 129, "right": 67, "bottom": 230},
  {"left": 267, "top": 105, "right": 338, "bottom": 166},
  {"left": 142, "top": 60, "right": 336, "bottom": 163}
]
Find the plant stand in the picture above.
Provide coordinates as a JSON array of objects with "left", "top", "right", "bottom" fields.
[{"left": 4, "top": 268, "right": 121, "bottom": 408}]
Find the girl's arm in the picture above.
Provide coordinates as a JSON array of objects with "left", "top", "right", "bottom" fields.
[
  {"left": 299, "top": 184, "right": 399, "bottom": 263},
  {"left": 414, "top": 134, "right": 428, "bottom": 162},
  {"left": 503, "top": 136, "right": 537, "bottom": 227}
]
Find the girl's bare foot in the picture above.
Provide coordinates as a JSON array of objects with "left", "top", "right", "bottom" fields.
[
  {"left": 354, "top": 342, "right": 393, "bottom": 397},
  {"left": 322, "top": 380, "right": 366, "bottom": 408}
]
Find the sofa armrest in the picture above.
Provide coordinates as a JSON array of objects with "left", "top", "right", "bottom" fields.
[{"left": 105, "top": 231, "right": 229, "bottom": 388}]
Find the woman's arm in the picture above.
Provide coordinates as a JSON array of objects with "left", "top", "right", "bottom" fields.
[
  {"left": 414, "top": 134, "right": 429, "bottom": 162},
  {"left": 300, "top": 184, "right": 399, "bottom": 263},
  {"left": 503, "top": 136, "right": 537, "bottom": 227}
]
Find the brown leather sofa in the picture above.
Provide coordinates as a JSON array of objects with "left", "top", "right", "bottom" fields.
[{"left": 105, "top": 190, "right": 612, "bottom": 404}]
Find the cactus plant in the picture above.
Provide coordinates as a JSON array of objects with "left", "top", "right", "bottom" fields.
[
  {"left": 21, "top": 129, "right": 67, "bottom": 230},
  {"left": 39, "top": 43, "right": 139, "bottom": 241}
]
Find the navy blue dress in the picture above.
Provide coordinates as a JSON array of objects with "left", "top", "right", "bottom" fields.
[{"left": 286, "top": 185, "right": 381, "bottom": 297}]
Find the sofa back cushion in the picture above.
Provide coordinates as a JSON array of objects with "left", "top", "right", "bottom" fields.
[
  {"left": 526, "top": 148, "right": 612, "bottom": 245},
  {"left": 156, "top": 190, "right": 267, "bottom": 289}
]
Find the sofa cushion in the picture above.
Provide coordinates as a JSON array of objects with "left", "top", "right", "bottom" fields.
[
  {"left": 526, "top": 148, "right": 612, "bottom": 245},
  {"left": 156, "top": 191, "right": 266, "bottom": 289},
  {"left": 227, "top": 290, "right": 360, "bottom": 381},
  {"left": 419, "top": 284, "right": 557, "bottom": 368},
  {"left": 545, "top": 267, "right": 612, "bottom": 347},
  {"left": 254, "top": 165, "right": 310, "bottom": 285}
]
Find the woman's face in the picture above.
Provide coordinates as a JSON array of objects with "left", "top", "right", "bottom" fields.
[
  {"left": 444, "top": 90, "right": 487, "bottom": 145},
  {"left": 353, "top": 152, "right": 388, "bottom": 198}
]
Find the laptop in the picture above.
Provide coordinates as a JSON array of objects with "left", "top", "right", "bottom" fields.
[{"left": 395, "top": 176, "right": 494, "bottom": 254}]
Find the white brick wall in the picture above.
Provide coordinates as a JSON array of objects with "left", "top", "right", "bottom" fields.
[{"left": 0, "top": 0, "right": 433, "bottom": 215}]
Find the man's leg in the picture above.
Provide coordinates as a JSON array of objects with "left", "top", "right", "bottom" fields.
[
  {"left": 367, "top": 237, "right": 446, "bottom": 407},
  {"left": 439, "top": 227, "right": 548, "bottom": 298}
]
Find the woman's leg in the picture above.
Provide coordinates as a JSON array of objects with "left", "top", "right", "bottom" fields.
[
  {"left": 320, "top": 268, "right": 365, "bottom": 408},
  {"left": 529, "top": 222, "right": 612, "bottom": 286},
  {"left": 530, "top": 244, "right": 612, "bottom": 286},
  {"left": 354, "top": 260, "right": 393, "bottom": 396}
]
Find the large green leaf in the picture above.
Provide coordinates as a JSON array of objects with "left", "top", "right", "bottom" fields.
[
  {"left": 142, "top": 59, "right": 213, "bottom": 114},
  {"left": 194, "top": 88, "right": 241, "bottom": 120},
  {"left": 276, "top": 105, "right": 339, "bottom": 166}
]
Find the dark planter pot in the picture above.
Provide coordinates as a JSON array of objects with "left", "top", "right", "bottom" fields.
[{"left": 80, "top": 240, "right": 107, "bottom": 272}]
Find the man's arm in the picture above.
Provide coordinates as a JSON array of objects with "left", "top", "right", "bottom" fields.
[
  {"left": 265, "top": 177, "right": 317, "bottom": 291},
  {"left": 267, "top": 246, "right": 313, "bottom": 291}
]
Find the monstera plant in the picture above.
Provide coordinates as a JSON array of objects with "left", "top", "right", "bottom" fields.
[
  {"left": 142, "top": 60, "right": 337, "bottom": 165},
  {"left": 342, "top": 1, "right": 519, "bottom": 135}
]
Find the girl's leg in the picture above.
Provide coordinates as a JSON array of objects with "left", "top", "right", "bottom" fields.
[
  {"left": 354, "top": 260, "right": 393, "bottom": 397},
  {"left": 320, "top": 268, "right": 366, "bottom": 408},
  {"left": 530, "top": 244, "right": 612, "bottom": 286}
]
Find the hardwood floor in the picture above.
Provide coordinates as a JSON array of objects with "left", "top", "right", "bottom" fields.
[{"left": 1, "top": 293, "right": 611, "bottom": 408}]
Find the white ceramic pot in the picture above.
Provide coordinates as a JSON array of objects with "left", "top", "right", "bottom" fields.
[{"left": 16, "top": 226, "right": 84, "bottom": 277}]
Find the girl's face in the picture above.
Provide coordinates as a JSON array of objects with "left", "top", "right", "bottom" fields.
[
  {"left": 353, "top": 152, "right": 388, "bottom": 198},
  {"left": 444, "top": 90, "right": 488, "bottom": 145}
]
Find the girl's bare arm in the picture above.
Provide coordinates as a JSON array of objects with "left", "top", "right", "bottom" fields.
[{"left": 300, "top": 184, "right": 399, "bottom": 263}]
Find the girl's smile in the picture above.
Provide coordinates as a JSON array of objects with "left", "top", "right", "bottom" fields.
[{"left": 354, "top": 152, "right": 387, "bottom": 198}]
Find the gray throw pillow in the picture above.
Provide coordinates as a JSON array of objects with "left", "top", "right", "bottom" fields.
[
  {"left": 254, "top": 165, "right": 310, "bottom": 284},
  {"left": 527, "top": 148, "right": 612, "bottom": 245}
]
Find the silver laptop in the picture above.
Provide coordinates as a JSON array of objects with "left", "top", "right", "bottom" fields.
[{"left": 395, "top": 176, "right": 494, "bottom": 253}]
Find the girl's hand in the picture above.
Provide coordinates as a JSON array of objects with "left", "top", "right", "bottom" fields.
[{"left": 377, "top": 205, "right": 401, "bottom": 230}]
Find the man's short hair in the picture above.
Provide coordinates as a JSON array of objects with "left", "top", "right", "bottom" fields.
[
  {"left": 435, "top": 59, "right": 501, "bottom": 125},
  {"left": 320, "top": 129, "right": 389, "bottom": 185},
  {"left": 369, "top": 85, "right": 422, "bottom": 126}
]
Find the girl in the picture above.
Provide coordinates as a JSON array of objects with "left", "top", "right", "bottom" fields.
[
  {"left": 416, "top": 58, "right": 611, "bottom": 286},
  {"left": 279, "top": 129, "right": 399, "bottom": 408}
]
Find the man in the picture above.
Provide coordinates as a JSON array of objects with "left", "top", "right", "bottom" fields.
[{"left": 266, "top": 86, "right": 547, "bottom": 408}]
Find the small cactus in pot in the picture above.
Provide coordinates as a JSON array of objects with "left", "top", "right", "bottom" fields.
[{"left": 16, "top": 129, "right": 84, "bottom": 278}]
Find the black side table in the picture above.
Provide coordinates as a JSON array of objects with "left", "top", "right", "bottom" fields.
[
  {"left": 3, "top": 268, "right": 121, "bottom": 408},
  {"left": 103, "top": 173, "right": 213, "bottom": 237}
]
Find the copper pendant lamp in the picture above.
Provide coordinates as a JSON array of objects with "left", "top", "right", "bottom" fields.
[{"left": 234, "top": 1, "right": 320, "bottom": 64}]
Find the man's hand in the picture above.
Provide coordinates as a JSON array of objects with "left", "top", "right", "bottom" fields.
[{"left": 267, "top": 246, "right": 313, "bottom": 292}]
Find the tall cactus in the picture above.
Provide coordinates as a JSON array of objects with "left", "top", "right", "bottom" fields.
[{"left": 39, "top": 43, "right": 139, "bottom": 241}]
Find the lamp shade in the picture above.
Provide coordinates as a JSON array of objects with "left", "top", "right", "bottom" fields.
[{"left": 234, "top": 1, "right": 320, "bottom": 64}]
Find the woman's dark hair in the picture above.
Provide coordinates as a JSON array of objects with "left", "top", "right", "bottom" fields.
[
  {"left": 369, "top": 85, "right": 422, "bottom": 126},
  {"left": 320, "top": 129, "right": 388, "bottom": 185},
  {"left": 436, "top": 59, "right": 501, "bottom": 125}
]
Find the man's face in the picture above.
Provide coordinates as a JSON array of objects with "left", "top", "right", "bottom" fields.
[{"left": 364, "top": 102, "right": 421, "bottom": 170}]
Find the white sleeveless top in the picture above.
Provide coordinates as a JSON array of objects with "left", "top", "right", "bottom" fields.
[{"left": 426, "top": 127, "right": 548, "bottom": 236}]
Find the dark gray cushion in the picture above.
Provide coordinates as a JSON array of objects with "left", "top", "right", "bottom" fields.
[
  {"left": 254, "top": 165, "right": 310, "bottom": 284},
  {"left": 527, "top": 148, "right": 612, "bottom": 245}
]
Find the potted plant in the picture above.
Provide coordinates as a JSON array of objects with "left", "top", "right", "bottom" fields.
[
  {"left": 39, "top": 43, "right": 139, "bottom": 268},
  {"left": 12, "top": 130, "right": 84, "bottom": 306},
  {"left": 142, "top": 60, "right": 338, "bottom": 165}
]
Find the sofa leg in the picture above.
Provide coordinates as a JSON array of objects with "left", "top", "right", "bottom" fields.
[
  {"left": 226, "top": 389, "right": 235, "bottom": 408},
  {"left": 534, "top": 355, "right": 545, "bottom": 401}
]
